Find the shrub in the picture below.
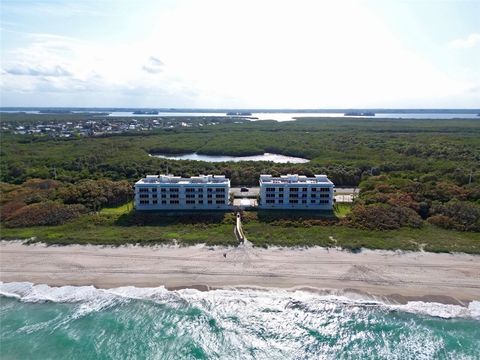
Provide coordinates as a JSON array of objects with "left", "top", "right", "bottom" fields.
[
  {"left": 348, "top": 204, "right": 423, "bottom": 230},
  {"left": 5, "top": 202, "right": 87, "bottom": 227},
  {"left": 427, "top": 215, "right": 456, "bottom": 230},
  {"left": 428, "top": 201, "right": 480, "bottom": 231},
  {"left": 0, "top": 200, "right": 26, "bottom": 221},
  {"left": 424, "top": 181, "right": 468, "bottom": 202},
  {"left": 23, "top": 179, "right": 60, "bottom": 190},
  {"left": 57, "top": 179, "right": 133, "bottom": 211}
]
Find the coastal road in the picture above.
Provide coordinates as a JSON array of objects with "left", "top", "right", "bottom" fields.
[{"left": 1, "top": 241, "right": 479, "bottom": 304}]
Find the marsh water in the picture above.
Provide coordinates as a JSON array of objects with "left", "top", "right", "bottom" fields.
[{"left": 149, "top": 152, "right": 310, "bottom": 163}]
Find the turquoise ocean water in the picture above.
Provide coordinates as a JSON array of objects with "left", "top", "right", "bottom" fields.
[{"left": 1, "top": 282, "right": 479, "bottom": 359}]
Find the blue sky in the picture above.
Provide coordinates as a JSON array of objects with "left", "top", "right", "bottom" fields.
[{"left": 1, "top": 0, "right": 479, "bottom": 108}]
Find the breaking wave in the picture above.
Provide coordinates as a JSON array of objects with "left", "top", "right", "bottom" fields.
[
  {"left": 1, "top": 282, "right": 478, "bottom": 320},
  {"left": 1, "top": 282, "right": 479, "bottom": 359}
]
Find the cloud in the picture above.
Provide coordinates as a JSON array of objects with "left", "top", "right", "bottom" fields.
[
  {"left": 1, "top": 1, "right": 478, "bottom": 107},
  {"left": 142, "top": 56, "right": 164, "bottom": 74},
  {"left": 449, "top": 33, "right": 480, "bottom": 49},
  {"left": 468, "top": 85, "right": 480, "bottom": 94},
  {"left": 4, "top": 65, "right": 72, "bottom": 77}
]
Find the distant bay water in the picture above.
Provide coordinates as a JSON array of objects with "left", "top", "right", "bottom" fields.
[
  {"left": 1, "top": 283, "right": 479, "bottom": 359},
  {"left": 1, "top": 110, "right": 479, "bottom": 121},
  {"left": 105, "top": 111, "right": 480, "bottom": 121}
]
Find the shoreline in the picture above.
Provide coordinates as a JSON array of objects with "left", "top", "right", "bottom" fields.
[{"left": 1, "top": 241, "right": 479, "bottom": 306}]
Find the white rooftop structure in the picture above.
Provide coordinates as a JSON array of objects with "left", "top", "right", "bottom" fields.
[
  {"left": 138, "top": 174, "right": 229, "bottom": 185},
  {"left": 259, "top": 174, "right": 333, "bottom": 185}
]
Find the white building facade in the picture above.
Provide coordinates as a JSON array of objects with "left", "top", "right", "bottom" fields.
[
  {"left": 259, "top": 174, "right": 334, "bottom": 210},
  {"left": 135, "top": 174, "right": 230, "bottom": 210}
]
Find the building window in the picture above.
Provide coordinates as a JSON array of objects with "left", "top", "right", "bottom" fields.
[
  {"left": 139, "top": 188, "right": 149, "bottom": 193},
  {"left": 320, "top": 187, "right": 330, "bottom": 192},
  {"left": 170, "top": 200, "right": 179, "bottom": 204},
  {"left": 150, "top": 188, "right": 157, "bottom": 192},
  {"left": 139, "top": 200, "right": 149, "bottom": 204},
  {"left": 289, "top": 194, "right": 298, "bottom": 198},
  {"left": 170, "top": 194, "right": 179, "bottom": 199},
  {"left": 139, "top": 194, "right": 149, "bottom": 198},
  {"left": 290, "top": 187, "right": 299, "bottom": 192},
  {"left": 207, "top": 188, "right": 213, "bottom": 193},
  {"left": 186, "top": 194, "right": 195, "bottom": 198},
  {"left": 266, "top": 187, "right": 275, "bottom": 192},
  {"left": 161, "top": 188, "right": 166, "bottom": 193},
  {"left": 198, "top": 200, "right": 203, "bottom": 204},
  {"left": 302, "top": 193, "right": 307, "bottom": 198},
  {"left": 216, "top": 200, "right": 224, "bottom": 204},
  {"left": 186, "top": 188, "right": 195, "bottom": 193},
  {"left": 169, "top": 188, "right": 179, "bottom": 193},
  {"left": 208, "top": 200, "right": 212, "bottom": 204},
  {"left": 278, "top": 193, "right": 284, "bottom": 198},
  {"left": 278, "top": 187, "right": 284, "bottom": 192},
  {"left": 152, "top": 193, "right": 157, "bottom": 198},
  {"left": 311, "top": 200, "right": 316, "bottom": 204},
  {"left": 207, "top": 194, "right": 213, "bottom": 198},
  {"left": 302, "top": 187, "right": 308, "bottom": 192},
  {"left": 266, "top": 193, "right": 275, "bottom": 198},
  {"left": 216, "top": 188, "right": 225, "bottom": 193},
  {"left": 278, "top": 200, "right": 283, "bottom": 204},
  {"left": 289, "top": 199, "right": 298, "bottom": 204},
  {"left": 216, "top": 194, "right": 225, "bottom": 199},
  {"left": 311, "top": 194, "right": 316, "bottom": 198},
  {"left": 311, "top": 187, "right": 317, "bottom": 192},
  {"left": 302, "top": 200, "right": 307, "bottom": 204},
  {"left": 320, "top": 193, "right": 330, "bottom": 198},
  {"left": 162, "top": 200, "right": 167, "bottom": 204},
  {"left": 197, "top": 188, "right": 203, "bottom": 193},
  {"left": 161, "top": 194, "right": 166, "bottom": 199},
  {"left": 266, "top": 199, "right": 275, "bottom": 204},
  {"left": 152, "top": 200, "right": 158, "bottom": 204},
  {"left": 186, "top": 200, "right": 195, "bottom": 204},
  {"left": 319, "top": 200, "right": 329, "bottom": 204}
]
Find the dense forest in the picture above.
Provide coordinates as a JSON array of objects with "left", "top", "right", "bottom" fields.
[{"left": 1, "top": 116, "right": 479, "bottom": 236}]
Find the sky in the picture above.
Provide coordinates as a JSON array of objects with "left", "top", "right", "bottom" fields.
[{"left": 1, "top": 0, "right": 479, "bottom": 108}]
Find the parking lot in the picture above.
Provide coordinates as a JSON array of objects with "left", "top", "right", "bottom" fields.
[{"left": 230, "top": 187, "right": 260, "bottom": 198}]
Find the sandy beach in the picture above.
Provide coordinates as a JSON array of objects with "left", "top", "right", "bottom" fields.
[{"left": 1, "top": 241, "right": 479, "bottom": 305}]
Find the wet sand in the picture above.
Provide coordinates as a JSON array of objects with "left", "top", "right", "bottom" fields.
[{"left": 1, "top": 241, "right": 479, "bottom": 305}]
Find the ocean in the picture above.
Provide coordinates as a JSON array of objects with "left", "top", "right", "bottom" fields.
[{"left": 1, "top": 283, "right": 479, "bottom": 359}]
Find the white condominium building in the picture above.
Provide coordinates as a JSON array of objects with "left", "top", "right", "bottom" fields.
[
  {"left": 135, "top": 174, "right": 230, "bottom": 210},
  {"left": 259, "top": 174, "right": 334, "bottom": 210}
]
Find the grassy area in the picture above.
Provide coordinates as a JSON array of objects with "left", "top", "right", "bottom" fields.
[
  {"left": 333, "top": 203, "right": 352, "bottom": 218},
  {"left": 1, "top": 204, "right": 479, "bottom": 253},
  {"left": 243, "top": 220, "right": 480, "bottom": 253},
  {"left": 0, "top": 204, "right": 238, "bottom": 246},
  {"left": 100, "top": 201, "right": 134, "bottom": 215}
]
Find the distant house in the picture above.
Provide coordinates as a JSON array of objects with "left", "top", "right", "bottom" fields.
[
  {"left": 134, "top": 174, "right": 230, "bottom": 210},
  {"left": 259, "top": 174, "right": 334, "bottom": 210}
]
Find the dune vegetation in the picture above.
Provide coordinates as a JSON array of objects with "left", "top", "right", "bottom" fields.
[{"left": 1, "top": 116, "right": 479, "bottom": 252}]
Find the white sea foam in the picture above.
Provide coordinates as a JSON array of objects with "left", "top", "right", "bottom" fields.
[
  {"left": 392, "top": 301, "right": 472, "bottom": 319},
  {"left": 1, "top": 282, "right": 479, "bottom": 320}
]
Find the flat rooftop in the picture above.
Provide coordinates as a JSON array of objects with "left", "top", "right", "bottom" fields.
[
  {"left": 260, "top": 174, "right": 334, "bottom": 185},
  {"left": 136, "top": 174, "right": 229, "bottom": 185}
]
